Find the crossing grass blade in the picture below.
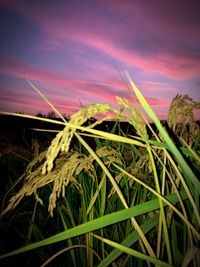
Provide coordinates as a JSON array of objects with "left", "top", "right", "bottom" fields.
[
  {"left": 97, "top": 214, "right": 159, "bottom": 267},
  {"left": 0, "top": 191, "right": 187, "bottom": 259},
  {"left": 113, "top": 163, "right": 200, "bottom": 239},
  {"left": 125, "top": 71, "right": 200, "bottom": 196},
  {"left": 93, "top": 234, "right": 173, "bottom": 267}
]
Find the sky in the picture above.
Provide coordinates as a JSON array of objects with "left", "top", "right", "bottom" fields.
[{"left": 0, "top": 0, "right": 200, "bottom": 120}]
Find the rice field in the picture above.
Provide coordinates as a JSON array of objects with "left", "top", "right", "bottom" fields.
[{"left": 0, "top": 74, "right": 199, "bottom": 267}]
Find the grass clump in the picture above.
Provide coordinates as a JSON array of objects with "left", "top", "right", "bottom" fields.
[{"left": 0, "top": 73, "right": 200, "bottom": 267}]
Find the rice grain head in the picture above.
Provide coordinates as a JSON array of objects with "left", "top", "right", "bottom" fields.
[
  {"left": 167, "top": 94, "right": 200, "bottom": 145},
  {"left": 2, "top": 143, "right": 121, "bottom": 217},
  {"left": 116, "top": 96, "right": 148, "bottom": 139},
  {"left": 42, "top": 103, "right": 112, "bottom": 175}
]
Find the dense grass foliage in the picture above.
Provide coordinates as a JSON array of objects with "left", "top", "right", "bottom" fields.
[{"left": 0, "top": 76, "right": 199, "bottom": 267}]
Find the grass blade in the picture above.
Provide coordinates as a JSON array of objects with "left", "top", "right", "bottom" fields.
[
  {"left": 125, "top": 72, "right": 200, "bottom": 196},
  {"left": 94, "top": 234, "right": 173, "bottom": 267},
  {"left": 0, "top": 191, "right": 187, "bottom": 259}
]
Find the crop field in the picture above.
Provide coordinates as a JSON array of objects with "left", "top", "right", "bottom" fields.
[{"left": 0, "top": 76, "right": 199, "bottom": 267}]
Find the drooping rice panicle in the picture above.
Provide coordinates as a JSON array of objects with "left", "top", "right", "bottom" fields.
[{"left": 42, "top": 103, "right": 112, "bottom": 175}]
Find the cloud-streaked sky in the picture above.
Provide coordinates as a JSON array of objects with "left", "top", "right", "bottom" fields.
[{"left": 0, "top": 0, "right": 200, "bottom": 119}]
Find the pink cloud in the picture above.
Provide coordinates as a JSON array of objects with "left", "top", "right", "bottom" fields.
[
  {"left": 0, "top": 96, "right": 49, "bottom": 114},
  {"left": 122, "top": 95, "right": 169, "bottom": 107},
  {"left": 0, "top": 55, "right": 78, "bottom": 88},
  {"left": 104, "top": 1, "right": 200, "bottom": 42},
  {"left": 0, "top": 85, "right": 82, "bottom": 115},
  {"left": 138, "top": 81, "right": 177, "bottom": 93},
  {"left": 0, "top": 56, "right": 171, "bottom": 114},
  {"left": 1, "top": 1, "right": 199, "bottom": 79},
  {"left": 0, "top": 55, "right": 124, "bottom": 104},
  {"left": 82, "top": 60, "right": 118, "bottom": 79},
  {"left": 77, "top": 35, "right": 200, "bottom": 79},
  {"left": 0, "top": 56, "right": 109, "bottom": 95},
  {"left": 1, "top": 0, "right": 199, "bottom": 120},
  {"left": 145, "top": 97, "right": 169, "bottom": 107}
]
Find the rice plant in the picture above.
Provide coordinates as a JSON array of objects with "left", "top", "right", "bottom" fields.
[{"left": 0, "top": 73, "right": 199, "bottom": 267}]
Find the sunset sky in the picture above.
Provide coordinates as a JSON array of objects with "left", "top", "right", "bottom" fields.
[{"left": 0, "top": 0, "right": 200, "bottom": 120}]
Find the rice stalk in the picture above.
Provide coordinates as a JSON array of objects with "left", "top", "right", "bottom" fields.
[
  {"left": 58, "top": 206, "right": 76, "bottom": 267},
  {"left": 125, "top": 71, "right": 200, "bottom": 197},
  {"left": 146, "top": 145, "right": 172, "bottom": 264},
  {"left": 113, "top": 163, "right": 200, "bottom": 240},
  {"left": 75, "top": 132, "right": 156, "bottom": 258},
  {"left": 93, "top": 234, "right": 173, "bottom": 267},
  {"left": 0, "top": 190, "right": 188, "bottom": 260},
  {"left": 40, "top": 245, "right": 102, "bottom": 267}
]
